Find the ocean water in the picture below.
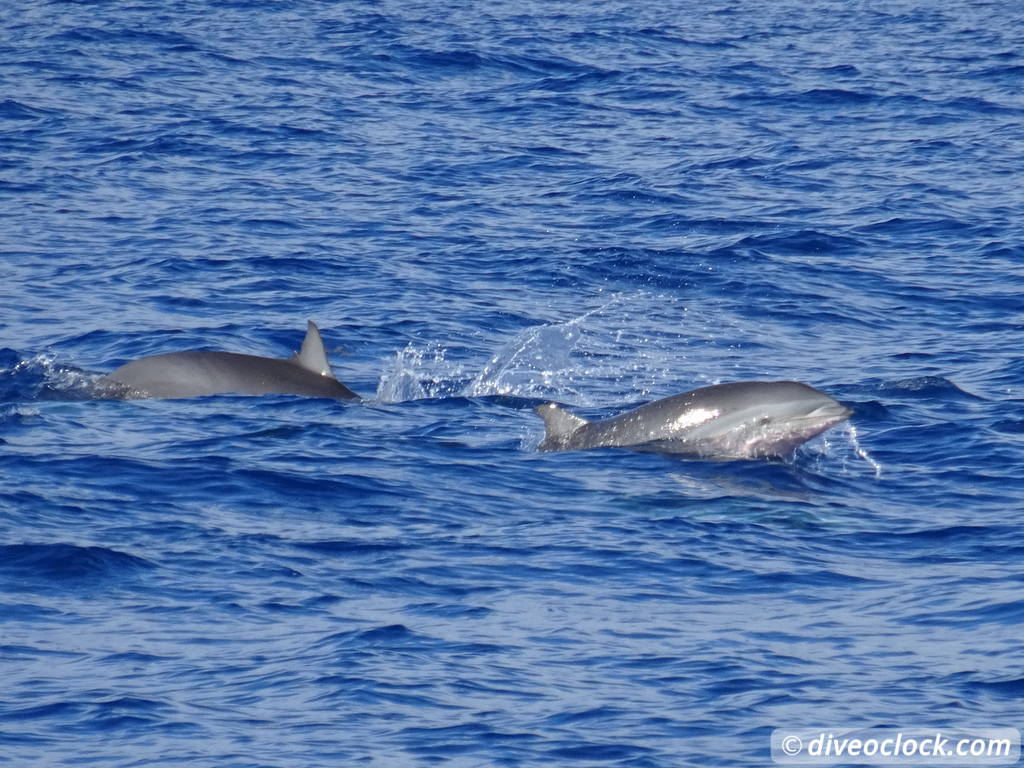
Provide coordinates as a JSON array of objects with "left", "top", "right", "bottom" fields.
[{"left": 3, "top": 0, "right": 1024, "bottom": 766}]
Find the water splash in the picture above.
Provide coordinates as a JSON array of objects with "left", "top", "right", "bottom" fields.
[
  {"left": 846, "top": 422, "right": 882, "bottom": 477},
  {"left": 375, "top": 295, "right": 644, "bottom": 404},
  {"left": 460, "top": 293, "right": 641, "bottom": 399},
  {"left": 375, "top": 343, "right": 467, "bottom": 403},
  {"left": 462, "top": 322, "right": 583, "bottom": 399},
  {"left": 372, "top": 291, "right": 827, "bottom": 408},
  {"left": 0, "top": 352, "right": 101, "bottom": 402},
  {"left": 806, "top": 422, "right": 882, "bottom": 477}
]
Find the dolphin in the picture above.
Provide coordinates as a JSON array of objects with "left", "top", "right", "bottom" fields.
[
  {"left": 98, "top": 321, "right": 359, "bottom": 400},
  {"left": 535, "top": 381, "right": 851, "bottom": 459}
]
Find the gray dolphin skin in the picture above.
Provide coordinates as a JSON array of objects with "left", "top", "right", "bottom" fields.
[
  {"left": 99, "top": 321, "right": 359, "bottom": 400},
  {"left": 535, "top": 381, "right": 852, "bottom": 459}
]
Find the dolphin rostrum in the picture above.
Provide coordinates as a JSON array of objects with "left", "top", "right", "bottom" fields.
[
  {"left": 535, "top": 381, "right": 851, "bottom": 459},
  {"left": 99, "top": 321, "right": 359, "bottom": 400}
]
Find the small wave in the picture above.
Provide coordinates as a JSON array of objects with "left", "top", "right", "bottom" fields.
[
  {"left": 0, "top": 99, "right": 59, "bottom": 121},
  {"left": 958, "top": 676, "right": 1024, "bottom": 699},
  {"left": 731, "top": 87, "right": 875, "bottom": 108},
  {"left": 855, "top": 217, "right": 972, "bottom": 237},
  {"left": 869, "top": 376, "right": 981, "bottom": 400},
  {"left": 734, "top": 228, "right": 864, "bottom": 255},
  {"left": 903, "top": 598, "right": 1024, "bottom": 629},
  {"left": 991, "top": 418, "right": 1024, "bottom": 436},
  {"left": 966, "top": 64, "right": 1024, "bottom": 82},
  {"left": 292, "top": 540, "right": 408, "bottom": 556},
  {"left": 796, "top": 87, "right": 876, "bottom": 105},
  {"left": 0, "top": 543, "right": 154, "bottom": 585}
]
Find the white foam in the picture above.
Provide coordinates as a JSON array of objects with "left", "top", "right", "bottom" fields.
[
  {"left": 847, "top": 422, "right": 882, "bottom": 477},
  {"left": 375, "top": 343, "right": 463, "bottom": 403}
]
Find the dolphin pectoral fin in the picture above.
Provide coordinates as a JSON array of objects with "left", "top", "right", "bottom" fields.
[
  {"left": 535, "top": 402, "right": 587, "bottom": 450},
  {"left": 291, "top": 320, "right": 333, "bottom": 377}
]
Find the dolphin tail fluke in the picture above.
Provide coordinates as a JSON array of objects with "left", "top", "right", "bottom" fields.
[
  {"left": 535, "top": 402, "right": 587, "bottom": 450},
  {"left": 292, "top": 320, "right": 334, "bottom": 378}
]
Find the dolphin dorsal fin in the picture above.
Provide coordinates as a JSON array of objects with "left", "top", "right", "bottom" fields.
[
  {"left": 291, "top": 321, "right": 334, "bottom": 378},
  {"left": 535, "top": 402, "right": 587, "bottom": 441}
]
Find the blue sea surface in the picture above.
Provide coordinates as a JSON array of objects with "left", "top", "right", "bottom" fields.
[{"left": 3, "top": 0, "right": 1024, "bottom": 765}]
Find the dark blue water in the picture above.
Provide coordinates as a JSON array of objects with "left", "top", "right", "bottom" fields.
[{"left": 3, "top": 1, "right": 1024, "bottom": 765}]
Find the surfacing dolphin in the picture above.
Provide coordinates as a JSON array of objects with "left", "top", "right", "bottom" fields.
[
  {"left": 99, "top": 321, "right": 359, "bottom": 400},
  {"left": 535, "top": 381, "right": 851, "bottom": 460}
]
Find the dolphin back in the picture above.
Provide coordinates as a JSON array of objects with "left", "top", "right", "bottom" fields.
[
  {"left": 291, "top": 321, "right": 332, "bottom": 376},
  {"left": 535, "top": 403, "right": 588, "bottom": 451},
  {"left": 99, "top": 321, "right": 359, "bottom": 400}
]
